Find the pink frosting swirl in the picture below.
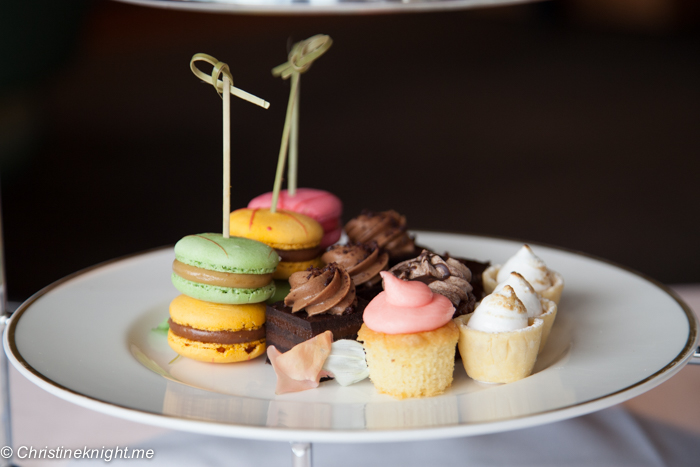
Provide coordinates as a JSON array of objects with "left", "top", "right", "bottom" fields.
[{"left": 363, "top": 272, "right": 455, "bottom": 334}]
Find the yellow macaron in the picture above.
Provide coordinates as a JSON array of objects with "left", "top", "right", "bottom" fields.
[
  {"left": 167, "top": 294, "right": 266, "bottom": 363},
  {"left": 230, "top": 208, "right": 325, "bottom": 280}
]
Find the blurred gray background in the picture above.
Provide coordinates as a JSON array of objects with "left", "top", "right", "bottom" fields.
[{"left": 1, "top": 0, "right": 699, "bottom": 301}]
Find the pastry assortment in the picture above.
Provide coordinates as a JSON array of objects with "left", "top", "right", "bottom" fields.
[
  {"left": 162, "top": 36, "right": 567, "bottom": 397},
  {"left": 166, "top": 220, "right": 565, "bottom": 389}
]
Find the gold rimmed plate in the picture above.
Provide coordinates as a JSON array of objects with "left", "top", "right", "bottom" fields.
[{"left": 4, "top": 232, "right": 697, "bottom": 442}]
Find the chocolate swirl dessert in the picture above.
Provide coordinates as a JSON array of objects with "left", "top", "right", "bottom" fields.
[
  {"left": 440, "top": 253, "right": 489, "bottom": 300},
  {"left": 266, "top": 263, "right": 367, "bottom": 355},
  {"left": 285, "top": 263, "right": 357, "bottom": 316},
  {"left": 321, "top": 242, "right": 389, "bottom": 301},
  {"left": 344, "top": 210, "right": 417, "bottom": 265},
  {"left": 389, "top": 250, "right": 477, "bottom": 318}
]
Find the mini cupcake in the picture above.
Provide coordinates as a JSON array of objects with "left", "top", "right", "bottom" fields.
[
  {"left": 482, "top": 245, "right": 564, "bottom": 304},
  {"left": 344, "top": 210, "right": 418, "bottom": 265},
  {"left": 389, "top": 250, "right": 476, "bottom": 318},
  {"left": 358, "top": 272, "right": 459, "bottom": 399},
  {"left": 493, "top": 272, "right": 557, "bottom": 353},
  {"left": 456, "top": 285, "right": 543, "bottom": 383},
  {"left": 321, "top": 242, "right": 389, "bottom": 301}
]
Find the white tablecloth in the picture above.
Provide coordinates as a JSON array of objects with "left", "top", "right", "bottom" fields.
[{"left": 9, "top": 285, "right": 700, "bottom": 467}]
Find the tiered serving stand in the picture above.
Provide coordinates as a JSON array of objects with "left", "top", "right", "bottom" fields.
[
  {"left": 118, "top": 0, "right": 535, "bottom": 15},
  {"left": 1, "top": 2, "right": 699, "bottom": 466}
]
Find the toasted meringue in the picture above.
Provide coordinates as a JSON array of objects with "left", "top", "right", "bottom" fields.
[{"left": 467, "top": 285, "right": 529, "bottom": 333}]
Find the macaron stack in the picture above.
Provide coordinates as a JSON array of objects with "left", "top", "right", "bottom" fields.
[
  {"left": 168, "top": 233, "right": 280, "bottom": 363},
  {"left": 248, "top": 188, "right": 342, "bottom": 249}
]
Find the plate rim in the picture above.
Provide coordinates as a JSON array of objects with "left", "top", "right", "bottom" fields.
[
  {"left": 113, "top": 0, "right": 538, "bottom": 15},
  {"left": 4, "top": 232, "right": 699, "bottom": 442}
]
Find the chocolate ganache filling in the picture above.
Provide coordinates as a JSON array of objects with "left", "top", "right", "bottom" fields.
[
  {"left": 284, "top": 263, "right": 357, "bottom": 317},
  {"left": 389, "top": 250, "right": 476, "bottom": 317},
  {"left": 344, "top": 210, "right": 416, "bottom": 259},
  {"left": 321, "top": 242, "right": 389, "bottom": 287},
  {"left": 168, "top": 319, "right": 266, "bottom": 344},
  {"left": 172, "top": 260, "right": 273, "bottom": 289},
  {"left": 275, "top": 246, "right": 323, "bottom": 263}
]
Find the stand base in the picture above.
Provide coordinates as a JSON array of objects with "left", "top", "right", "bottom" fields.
[{"left": 291, "top": 442, "right": 311, "bottom": 467}]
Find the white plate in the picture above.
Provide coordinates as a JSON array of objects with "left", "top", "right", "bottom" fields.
[
  {"left": 115, "top": 0, "right": 535, "bottom": 15},
  {"left": 4, "top": 232, "right": 698, "bottom": 443}
]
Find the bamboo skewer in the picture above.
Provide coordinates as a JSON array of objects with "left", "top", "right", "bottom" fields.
[
  {"left": 189, "top": 53, "right": 270, "bottom": 236},
  {"left": 270, "top": 35, "right": 332, "bottom": 213},
  {"left": 222, "top": 75, "right": 231, "bottom": 238}
]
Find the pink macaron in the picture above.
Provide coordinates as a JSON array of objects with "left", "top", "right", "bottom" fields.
[{"left": 248, "top": 188, "right": 342, "bottom": 248}]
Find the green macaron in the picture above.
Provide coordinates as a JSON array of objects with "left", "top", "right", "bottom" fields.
[{"left": 171, "top": 233, "right": 280, "bottom": 304}]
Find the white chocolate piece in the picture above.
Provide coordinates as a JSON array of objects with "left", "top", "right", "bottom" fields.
[{"left": 322, "top": 340, "right": 369, "bottom": 386}]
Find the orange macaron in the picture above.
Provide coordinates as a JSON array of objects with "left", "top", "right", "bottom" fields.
[{"left": 229, "top": 208, "right": 324, "bottom": 280}]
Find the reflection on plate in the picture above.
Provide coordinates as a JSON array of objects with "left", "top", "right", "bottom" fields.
[{"left": 5, "top": 232, "right": 698, "bottom": 442}]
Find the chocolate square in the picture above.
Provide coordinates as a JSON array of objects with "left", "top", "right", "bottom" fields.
[{"left": 265, "top": 298, "right": 368, "bottom": 354}]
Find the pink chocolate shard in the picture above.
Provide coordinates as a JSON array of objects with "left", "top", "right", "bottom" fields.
[{"left": 268, "top": 331, "right": 333, "bottom": 395}]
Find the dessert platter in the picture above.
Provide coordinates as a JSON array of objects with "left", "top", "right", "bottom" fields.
[
  {"left": 3, "top": 38, "right": 698, "bottom": 448},
  {"left": 3, "top": 231, "right": 698, "bottom": 442}
]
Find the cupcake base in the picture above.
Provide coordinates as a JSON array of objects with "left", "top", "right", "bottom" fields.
[{"left": 358, "top": 321, "right": 459, "bottom": 399}]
